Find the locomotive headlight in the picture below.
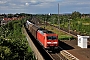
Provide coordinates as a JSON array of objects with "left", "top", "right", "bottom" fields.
[
  {"left": 47, "top": 42, "right": 51, "bottom": 44},
  {"left": 47, "top": 42, "right": 57, "bottom": 44},
  {"left": 53, "top": 42, "right": 57, "bottom": 44}
]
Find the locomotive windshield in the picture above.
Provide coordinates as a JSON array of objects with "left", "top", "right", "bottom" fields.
[{"left": 47, "top": 36, "right": 57, "bottom": 40}]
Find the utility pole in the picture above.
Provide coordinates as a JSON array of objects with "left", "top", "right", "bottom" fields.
[
  {"left": 68, "top": 17, "right": 72, "bottom": 41},
  {"left": 58, "top": 3, "right": 60, "bottom": 29}
]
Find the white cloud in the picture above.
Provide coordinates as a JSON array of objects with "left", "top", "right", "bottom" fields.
[
  {"left": 60, "top": 0, "right": 90, "bottom": 6},
  {"left": 30, "top": 0, "right": 37, "bottom": 3},
  {"left": 0, "top": 1, "right": 7, "bottom": 4},
  {"left": 0, "top": 0, "right": 90, "bottom": 14},
  {"left": 25, "top": 3, "right": 29, "bottom": 6}
]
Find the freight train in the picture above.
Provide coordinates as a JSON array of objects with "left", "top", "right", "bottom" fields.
[{"left": 26, "top": 20, "right": 59, "bottom": 51}]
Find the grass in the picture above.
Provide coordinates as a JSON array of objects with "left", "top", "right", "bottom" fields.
[
  {"left": 28, "top": 45, "right": 32, "bottom": 52},
  {"left": 40, "top": 25, "right": 74, "bottom": 40}
]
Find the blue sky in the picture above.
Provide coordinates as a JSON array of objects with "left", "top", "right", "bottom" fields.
[{"left": 0, "top": 0, "right": 90, "bottom": 14}]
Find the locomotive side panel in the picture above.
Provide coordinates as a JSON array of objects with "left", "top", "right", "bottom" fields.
[{"left": 37, "top": 31, "right": 46, "bottom": 48}]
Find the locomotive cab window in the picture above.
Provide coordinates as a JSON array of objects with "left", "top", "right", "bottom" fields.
[{"left": 47, "top": 36, "right": 57, "bottom": 40}]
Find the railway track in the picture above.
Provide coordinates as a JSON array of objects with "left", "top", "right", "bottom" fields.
[
  {"left": 49, "top": 53, "right": 64, "bottom": 60},
  {"left": 48, "top": 45, "right": 79, "bottom": 60}
]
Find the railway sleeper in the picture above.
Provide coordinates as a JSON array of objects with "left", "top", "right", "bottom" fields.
[{"left": 60, "top": 50, "right": 79, "bottom": 60}]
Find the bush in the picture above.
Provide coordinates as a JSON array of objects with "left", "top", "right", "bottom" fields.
[
  {"left": 59, "top": 35, "right": 74, "bottom": 40},
  {"left": 0, "top": 19, "right": 35, "bottom": 60}
]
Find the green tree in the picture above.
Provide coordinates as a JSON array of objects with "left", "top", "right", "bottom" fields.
[
  {"left": 71, "top": 11, "right": 81, "bottom": 19},
  {"left": 0, "top": 46, "right": 11, "bottom": 60},
  {"left": 0, "top": 19, "right": 35, "bottom": 60}
]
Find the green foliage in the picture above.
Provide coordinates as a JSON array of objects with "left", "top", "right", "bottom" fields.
[
  {"left": 0, "top": 19, "right": 35, "bottom": 60},
  {"left": 58, "top": 35, "right": 74, "bottom": 40},
  {"left": 71, "top": 11, "right": 81, "bottom": 19},
  {"left": 35, "top": 12, "right": 90, "bottom": 36},
  {"left": 0, "top": 46, "right": 11, "bottom": 60},
  {"left": 70, "top": 18, "right": 90, "bottom": 35}
]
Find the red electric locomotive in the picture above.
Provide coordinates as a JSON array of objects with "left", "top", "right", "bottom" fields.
[
  {"left": 37, "top": 28, "right": 58, "bottom": 50},
  {"left": 26, "top": 20, "right": 59, "bottom": 50}
]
